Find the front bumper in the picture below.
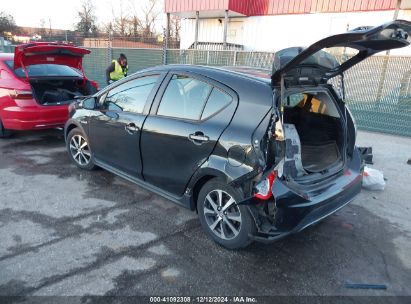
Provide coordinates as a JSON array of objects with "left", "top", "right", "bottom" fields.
[{"left": 249, "top": 148, "right": 363, "bottom": 243}]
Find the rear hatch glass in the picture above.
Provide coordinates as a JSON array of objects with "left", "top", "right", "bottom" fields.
[
  {"left": 272, "top": 20, "right": 411, "bottom": 84},
  {"left": 5, "top": 61, "right": 82, "bottom": 78}
]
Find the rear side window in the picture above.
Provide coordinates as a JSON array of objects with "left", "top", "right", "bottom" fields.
[
  {"left": 157, "top": 75, "right": 212, "bottom": 120},
  {"left": 201, "top": 88, "right": 232, "bottom": 120},
  {"left": 104, "top": 75, "right": 159, "bottom": 114},
  {"left": 5, "top": 61, "right": 82, "bottom": 78}
]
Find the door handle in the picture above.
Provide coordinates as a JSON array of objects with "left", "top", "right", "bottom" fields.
[
  {"left": 125, "top": 123, "right": 139, "bottom": 134},
  {"left": 189, "top": 132, "right": 209, "bottom": 143}
]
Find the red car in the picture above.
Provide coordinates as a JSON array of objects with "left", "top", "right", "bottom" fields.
[{"left": 0, "top": 42, "right": 98, "bottom": 137}]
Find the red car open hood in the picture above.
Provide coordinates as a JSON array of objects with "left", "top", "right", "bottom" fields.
[{"left": 13, "top": 42, "right": 91, "bottom": 73}]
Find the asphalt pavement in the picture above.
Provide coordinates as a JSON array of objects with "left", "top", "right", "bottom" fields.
[{"left": 0, "top": 129, "right": 410, "bottom": 300}]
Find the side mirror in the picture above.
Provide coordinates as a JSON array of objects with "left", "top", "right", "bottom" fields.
[{"left": 82, "top": 97, "right": 97, "bottom": 110}]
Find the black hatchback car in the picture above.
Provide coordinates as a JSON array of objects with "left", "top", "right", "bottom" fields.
[{"left": 65, "top": 20, "right": 410, "bottom": 249}]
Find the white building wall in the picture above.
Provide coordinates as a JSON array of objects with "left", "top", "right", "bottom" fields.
[
  {"left": 180, "top": 10, "right": 411, "bottom": 55},
  {"left": 180, "top": 19, "right": 226, "bottom": 49}
]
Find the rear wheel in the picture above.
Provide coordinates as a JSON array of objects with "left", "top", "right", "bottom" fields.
[
  {"left": 197, "top": 180, "right": 256, "bottom": 249},
  {"left": 66, "top": 128, "right": 95, "bottom": 170},
  {"left": 0, "top": 119, "right": 12, "bottom": 138}
]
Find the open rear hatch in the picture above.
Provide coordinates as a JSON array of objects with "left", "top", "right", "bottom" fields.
[
  {"left": 13, "top": 42, "right": 96, "bottom": 105},
  {"left": 268, "top": 20, "right": 411, "bottom": 182},
  {"left": 235, "top": 20, "right": 411, "bottom": 239},
  {"left": 271, "top": 20, "right": 411, "bottom": 85}
]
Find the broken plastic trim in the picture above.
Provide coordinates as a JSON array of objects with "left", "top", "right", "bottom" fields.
[{"left": 254, "top": 170, "right": 277, "bottom": 200}]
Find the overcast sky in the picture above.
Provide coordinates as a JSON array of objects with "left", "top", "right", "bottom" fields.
[{"left": 2, "top": 0, "right": 166, "bottom": 31}]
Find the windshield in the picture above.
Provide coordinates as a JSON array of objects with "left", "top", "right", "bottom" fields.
[{"left": 5, "top": 61, "right": 82, "bottom": 78}]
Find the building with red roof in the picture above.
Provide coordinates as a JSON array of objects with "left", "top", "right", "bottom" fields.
[{"left": 164, "top": 0, "right": 411, "bottom": 52}]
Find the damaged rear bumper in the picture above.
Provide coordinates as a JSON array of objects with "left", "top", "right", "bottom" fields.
[{"left": 248, "top": 149, "right": 363, "bottom": 243}]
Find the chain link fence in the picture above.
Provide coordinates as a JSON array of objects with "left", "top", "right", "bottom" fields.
[
  {"left": 164, "top": 49, "right": 411, "bottom": 136},
  {"left": 344, "top": 56, "right": 411, "bottom": 137},
  {"left": 1, "top": 37, "right": 410, "bottom": 137}
]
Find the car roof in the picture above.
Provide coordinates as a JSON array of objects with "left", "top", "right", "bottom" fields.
[
  {"left": 141, "top": 64, "right": 272, "bottom": 85},
  {"left": 221, "top": 66, "right": 272, "bottom": 80},
  {"left": 117, "top": 64, "right": 273, "bottom": 108}
]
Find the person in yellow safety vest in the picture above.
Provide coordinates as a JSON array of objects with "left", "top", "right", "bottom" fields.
[{"left": 106, "top": 53, "right": 128, "bottom": 85}]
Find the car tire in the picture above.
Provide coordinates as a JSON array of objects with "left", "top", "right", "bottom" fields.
[
  {"left": 0, "top": 119, "right": 12, "bottom": 138},
  {"left": 66, "top": 128, "right": 95, "bottom": 170},
  {"left": 197, "top": 179, "right": 256, "bottom": 249}
]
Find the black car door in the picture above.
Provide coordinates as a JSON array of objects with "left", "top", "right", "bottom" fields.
[
  {"left": 88, "top": 73, "right": 164, "bottom": 178},
  {"left": 140, "top": 72, "right": 238, "bottom": 196}
]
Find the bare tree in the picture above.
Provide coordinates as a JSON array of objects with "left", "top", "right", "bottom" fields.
[
  {"left": 169, "top": 15, "right": 181, "bottom": 40},
  {"left": 112, "top": 0, "right": 128, "bottom": 37},
  {"left": 107, "top": 0, "right": 160, "bottom": 38},
  {"left": 127, "top": 0, "right": 142, "bottom": 38},
  {"left": 39, "top": 19, "right": 47, "bottom": 37},
  {"left": 129, "top": 16, "right": 141, "bottom": 38},
  {"left": 0, "top": 11, "right": 17, "bottom": 34},
  {"left": 75, "top": 0, "right": 98, "bottom": 37},
  {"left": 101, "top": 21, "right": 114, "bottom": 35},
  {"left": 141, "top": 0, "right": 161, "bottom": 37}
]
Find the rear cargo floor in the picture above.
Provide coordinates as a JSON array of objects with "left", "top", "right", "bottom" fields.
[{"left": 301, "top": 141, "right": 341, "bottom": 173}]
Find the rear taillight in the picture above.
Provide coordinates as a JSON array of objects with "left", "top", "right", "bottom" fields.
[
  {"left": 254, "top": 171, "right": 277, "bottom": 200},
  {"left": 90, "top": 80, "right": 99, "bottom": 91},
  {"left": 9, "top": 89, "right": 33, "bottom": 100}
]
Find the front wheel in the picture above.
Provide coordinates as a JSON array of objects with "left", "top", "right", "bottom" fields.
[
  {"left": 66, "top": 128, "right": 95, "bottom": 170},
  {"left": 197, "top": 180, "right": 256, "bottom": 249}
]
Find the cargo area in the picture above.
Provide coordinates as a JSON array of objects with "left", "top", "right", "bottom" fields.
[
  {"left": 30, "top": 78, "right": 97, "bottom": 106},
  {"left": 281, "top": 91, "right": 344, "bottom": 178}
]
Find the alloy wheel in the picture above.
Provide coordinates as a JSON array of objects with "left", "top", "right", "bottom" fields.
[
  {"left": 69, "top": 135, "right": 91, "bottom": 166},
  {"left": 203, "top": 189, "right": 242, "bottom": 240}
]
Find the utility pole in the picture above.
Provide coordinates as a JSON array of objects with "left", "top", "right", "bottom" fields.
[
  {"left": 48, "top": 18, "right": 52, "bottom": 38},
  {"left": 223, "top": 10, "right": 228, "bottom": 50},
  {"left": 194, "top": 11, "right": 199, "bottom": 49},
  {"left": 393, "top": 0, "right": 401, "bottom": 20},
  {"left": 376, "top": 0, "right": 402, "bottom": 103},
  {"left": 388, "top": 0, "right": 402, "bottom": 55},
  {"left": 166, "top": 12, "right": 170, "bottom": 49}
]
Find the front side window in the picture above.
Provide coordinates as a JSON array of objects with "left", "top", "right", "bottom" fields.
[
  {"left": 157, "top": 75, "right": 212, "bottom": 120},
  {"left": 104, "top": 75, "right": 159, "bottom": 114}
]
